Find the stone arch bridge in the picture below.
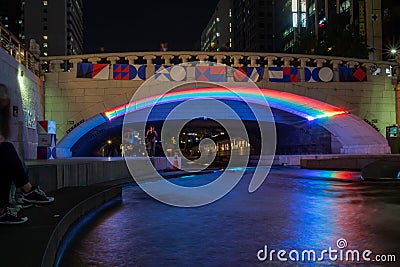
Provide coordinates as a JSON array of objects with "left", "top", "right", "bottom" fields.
[{"left": 41, "top": 52, "right": 397, "bottom": 157}]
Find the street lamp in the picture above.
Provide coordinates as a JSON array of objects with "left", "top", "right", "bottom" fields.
[{"left": 107, "top": 140, "right": 112, "bottom": 157}]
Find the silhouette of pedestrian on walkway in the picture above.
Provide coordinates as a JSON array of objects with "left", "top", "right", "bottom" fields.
[{"left": 145, "top": 126, "right": 158, "bottom": 157}]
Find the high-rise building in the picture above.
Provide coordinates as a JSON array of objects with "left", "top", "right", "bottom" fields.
[
  {"left": 0, "top": 0, "right": 23, "bottom": 39},
  {"left": 23, "top": 0, "right": 83, "bottom": 56},
  {"left": 276, "top": 0, "right": 382, "bottom": 60},
  {"left": 201, "top": 0, "right": 233, "bottom": 52},
  {"left": 275, "top": 0, "right": 307, "bottom": 52},
  {"left": 232, "top": 0, "right": 275, "bottom": 52}
]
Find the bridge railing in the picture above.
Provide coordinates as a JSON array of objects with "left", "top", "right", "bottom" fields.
[
  {"left": 41, "top": 51, "right": 395, "bottom": 76},
  {"left": 0, "top": 24, "right": 40, "bottom": 76}
]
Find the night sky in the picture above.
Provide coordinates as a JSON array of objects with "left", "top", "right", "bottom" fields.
[{"left": 83, "top": 0, "right": 220, "bottom": 53}]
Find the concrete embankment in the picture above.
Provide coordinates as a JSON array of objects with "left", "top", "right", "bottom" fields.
[
  {"left": 1, "top": 157, "right": 186, "bottom": 267},
  {"left": 299, "top": 154, "right": 400, "bottom": 171}
]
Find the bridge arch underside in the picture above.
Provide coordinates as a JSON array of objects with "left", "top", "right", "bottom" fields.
[{"left": 65, "top": 99, "right": 390, "bottom": 157}]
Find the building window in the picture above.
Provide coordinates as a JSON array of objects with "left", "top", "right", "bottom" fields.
[
  {"left": 43, "top": 1, "right": 48, "bottom": 6},
  {"left": 43, "top": 52, "right": 48, "bottom": 56},
  {"left": 43, "top": 18, "right": 47, "bottom": 22},
  {"left": 43, "top": 35, "right": 48, "bottom": 40},
  {"left": 43, "top": 26, "right": 47, "bottom": 30},
  {"left": 43, "top": 43, "right": 48, "bottom": 47},
  {"left": 43, "top": 9, "right": 47, "bottom": 13}
]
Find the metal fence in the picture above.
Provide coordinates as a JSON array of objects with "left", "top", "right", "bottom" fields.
[{"left": 0, "top": 24, "right": 40, "bottom": 76}]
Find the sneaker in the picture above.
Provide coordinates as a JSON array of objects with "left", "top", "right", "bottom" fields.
[
  {"left": 20, "top": 186, "right": 55, "bottom": 205},
  {"left": 0, "top": 207, "right": 28, "bottom": 225},
  {"left": 15, "top": 194, "right": 33, "bottom": 208}
]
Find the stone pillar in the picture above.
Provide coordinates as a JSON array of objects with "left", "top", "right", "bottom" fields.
[
  {"left": 144, "top": 55, "right": 156, "bottom": 79},
  {"left": 248, "top": 56, "right": 260, "bottom": 67},
  {"left": 231, "top": 55, "right": 243, "bottom": 67},
  {"left": 331, "top": 59, "right": 343, "bottom": 82},
  {"left": 106, "top": 56, "right": 120, "bottom": 64},
  {"left": 265, "top": 56, "right": 277, "bottom": 67},
  {"left": 298, "top": 58, "right": 310, "bottom": 82},
  {"left": 87, "top": 57, "right": 101, "bottom": 64},
  {"left": 314, "top": 58, "right": 326, "bottom": 68},
  {"left": 196, "top": 54, "right": 209, "bottom": 62},
  {"left": 69, "top": 58, "right": 83, "bottom": 72},
  {"left": 298, "top": 58, "right": 310, "bottom": 68},
  {"left": 125, "top": 56, "right": 138, "bottom": 65},
  {"left": 347, "top": 61, "right": 359, "bottom": 68},
  {"left": 214, "top": 54, "right": 226, "bottom": 64},
  {"left": 179, "top": 54, "right": 192, "bottom": 64},
  {"left": 49, "top": 60, "right": 64, "bottom": 72},
  {"left": 281, "top": 57, "right": 294, "bottom": 67},
  {"left": 162, "top": 54, "right": 174, "bottom": 65}
]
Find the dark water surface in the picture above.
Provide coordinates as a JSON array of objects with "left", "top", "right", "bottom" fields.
[{"left": 60, "top": 167, "right": 400, "bottom": 266}]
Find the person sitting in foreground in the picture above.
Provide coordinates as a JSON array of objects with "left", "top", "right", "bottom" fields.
[{"left": 0, "top": 84, "right": 54, "bottom": 225}]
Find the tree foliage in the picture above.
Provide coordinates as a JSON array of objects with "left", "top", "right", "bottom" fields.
[{"left": 293, "top": 12, "right": 371, "bottom": 59}]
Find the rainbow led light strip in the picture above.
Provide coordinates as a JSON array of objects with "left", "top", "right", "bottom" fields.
[{"left": 104, "top": 87, "right": 347, "bottom": 122}]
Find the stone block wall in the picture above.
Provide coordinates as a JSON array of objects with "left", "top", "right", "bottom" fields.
[
  {"left": 44, "top": 69, "right": 396, "bottom": 142},
  {"left": 0, "top": 48, "right": 43, "bottom": 159},
  {"left": 42, "top": 52, "right": 397, "bottom": 144},
  {"left": 259, "top": 74, "right": 395, "bottom": 136}
]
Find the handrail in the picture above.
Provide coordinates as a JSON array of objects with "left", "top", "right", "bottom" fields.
[
  {"left": 40, "top": 50, "right": 395, "bottom": 73},
  {"left": 0, "top": 23, "right": 40, "bottom": 76}
]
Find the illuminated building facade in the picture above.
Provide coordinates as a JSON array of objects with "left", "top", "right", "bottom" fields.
[
  {"left": 275, "top": 0, "right": 307, "bottom": 52},
  {"left": 0, "top": 0, "right": 83, "bottom": 56},
  {"left": 232, "top": 0, "right": 275, "bottom": 52},
  {"left": 23, "top": 0, "right": 83, "bottom": 56},
  {"left": 275, "top": 0, "right": 382, "bottom": 60},
  {"left": 201, "top": 0, "right": 233, "bottom": 52},
  {"left": 0, "top": 0, "right": 23, "bottom": 39}
]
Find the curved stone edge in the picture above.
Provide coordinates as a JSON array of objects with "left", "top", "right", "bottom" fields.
[
  {"left": 40, "top": 185, "right": 122, "bottom": 267},
  {"left": 56, "top": 113, "right": 108, "bottom": 158},
  {"left": 361, "top": 160, "right": 400, "bottom": 180},
  {"left": 317, "top": 114, "right": 391, "bottom": 154}
]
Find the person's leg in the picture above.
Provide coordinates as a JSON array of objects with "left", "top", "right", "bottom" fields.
[
  {"left": 0, "top": 143, "right": 28, "bottom": 224},
  {"left": 0, "top": 142, "right": 30, "bottom": 189},
  {"left": 151, "top": 142, "right": 156, "bottom": 157},
  {"left": 0, "top": 173, "right": 12, "bottom": 212},
  {"left": 0, "top": 143, "right": 15, "bottom": 211}
]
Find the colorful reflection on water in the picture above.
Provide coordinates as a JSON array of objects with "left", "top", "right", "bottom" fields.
[{"left": 60, "top": 167, "right": 400, "bottom": 266}]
